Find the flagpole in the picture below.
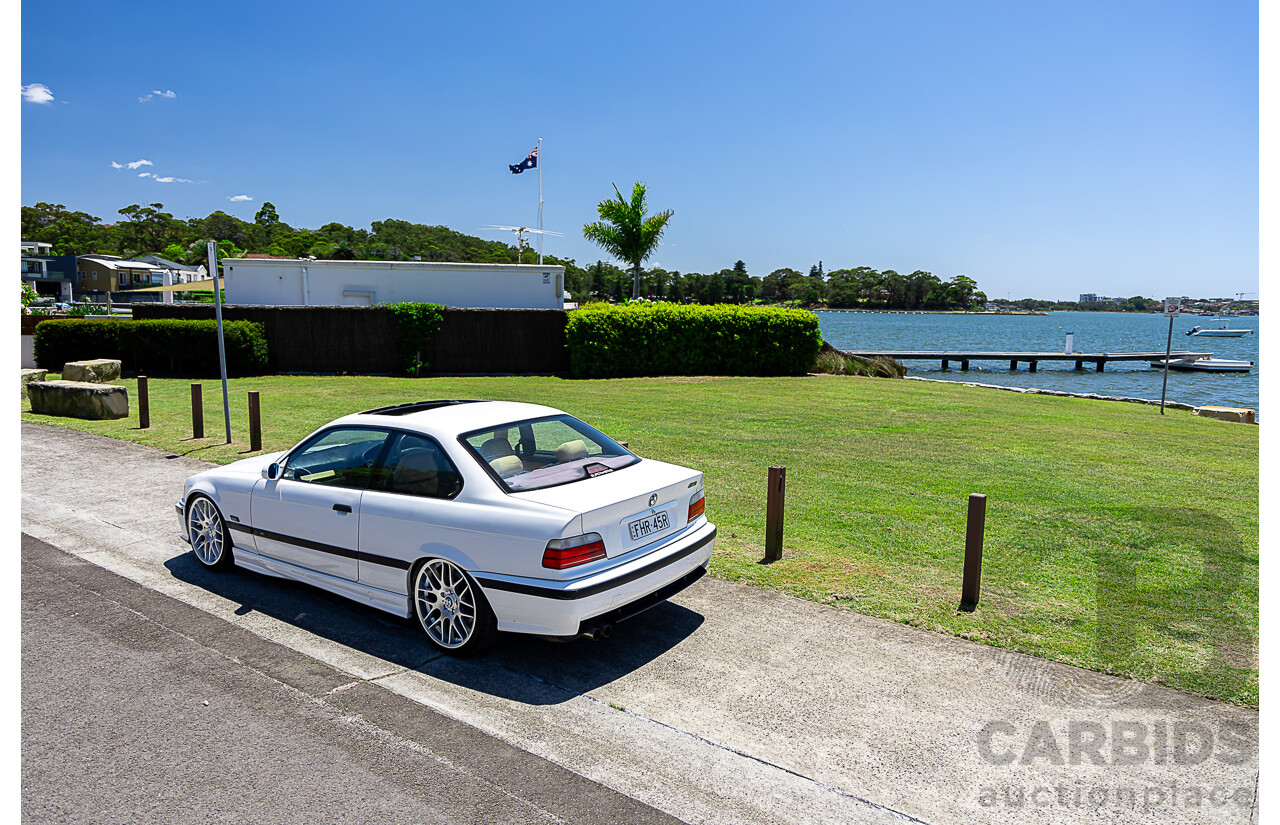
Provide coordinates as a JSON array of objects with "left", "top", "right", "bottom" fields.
[{"left": 537, "top": 137, "right": 544, "bottom": 264}]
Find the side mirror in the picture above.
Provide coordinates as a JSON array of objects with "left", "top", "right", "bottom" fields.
[{"left": 262, "top": 463, "right": 280, "bottom": 480}]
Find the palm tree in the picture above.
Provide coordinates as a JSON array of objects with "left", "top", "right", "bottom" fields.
[{"left": 582, "top": 182, "right": 673, "bottom": 300}]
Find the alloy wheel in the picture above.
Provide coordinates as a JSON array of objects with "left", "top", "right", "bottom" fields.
[
  {"left": 414, "top": 559, "right": 479, "bottom": 649},
  {"left": 188, "top": 497, "right": 225, "bottom": 567}
]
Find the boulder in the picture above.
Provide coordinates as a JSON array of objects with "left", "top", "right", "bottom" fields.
[
  {"left": 1194, "top": 405, "right": 1256, "bottom": 424},
  {"left": 21, "top": 369, "right": 48, "bottom": 398},
  {"left": 27, "top": 380, "right": 129, "bottom": 420},
  {"left": 61, "top": 359, "right": 122, "bottom": 383}
]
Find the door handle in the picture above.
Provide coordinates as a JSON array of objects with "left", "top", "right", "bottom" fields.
[{"left": 333, "top": 503, "right": 352, "bottom": 514}]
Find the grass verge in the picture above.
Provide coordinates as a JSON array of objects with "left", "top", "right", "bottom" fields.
[{"left": 22, "top": 372, "right": 1259, "bottom": 706}]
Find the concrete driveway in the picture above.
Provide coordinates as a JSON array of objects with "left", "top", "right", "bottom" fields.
[{"left": 21, "top": 423, "right": 1258, "bottom": 824}]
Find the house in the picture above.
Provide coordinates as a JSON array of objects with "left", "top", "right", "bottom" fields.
[
  {"left": 222, "top": 258, "right": 567, "bottom": 309},
  {"left": 21, "top": 241, "right": 78, "bottom": 302},
  {"left": 127, "top": 255, "right": 212, "bottom": 304},
  {"left": 131, "top": 255, "right": 210, "bottom": 284},
  {"left": 76, "top": 255, "right": 167, "bottom": 297}
]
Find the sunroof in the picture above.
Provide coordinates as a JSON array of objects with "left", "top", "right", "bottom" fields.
[{"left": 360, "top": 400, "right": 480, "bottom": 416}]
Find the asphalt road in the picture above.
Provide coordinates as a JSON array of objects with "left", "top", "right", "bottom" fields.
[
  {"left": 21, "top": 422, "right": 1260, "bottom": 825},
  {"left": 22, "top": 533, "right": 680, "bottom": 825}
]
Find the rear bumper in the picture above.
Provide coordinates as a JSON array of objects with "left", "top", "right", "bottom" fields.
[{"left": 474, "top": 521, "right": 716, "bottom": 636}]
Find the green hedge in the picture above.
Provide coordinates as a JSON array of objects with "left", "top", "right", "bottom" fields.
[
  {"left": 566, "top": 302, "right": 823, "bottom": 378},
  {"left": 33, "top": 319, "right": 269, "bottom": 377}
]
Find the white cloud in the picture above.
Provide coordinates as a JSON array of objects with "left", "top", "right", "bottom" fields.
[
  {"left": 138, "top": 89, "right": 177, "bottom": 103},
  {"left": 138, "top": 172, "right": 152, "bottom": 178},
  {"left": 21, "top": 83, "right": 54, "bottom": 104},
  {"left": 126, "top": 159, "right": 153, "bottom": 170},
  {"left": 153, "top": 176, "right": 194, "bottom": 184},
  {"left": 228, "top": 195, "right": 253, "bottom": 202},
  {"left": 111, "top": 161, "right": 124, "bottom": 169}
]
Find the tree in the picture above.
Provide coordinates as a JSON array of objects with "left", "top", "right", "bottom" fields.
[
  {"left": 195, "top": 211, "right": 251, "bottom": 248},
  {"left": 946, "top": 274, "right": 979, "bottom": 308},
  {"left": 699, "top": 271, "right": 726, "bottom": 304},
  {"left": 254, "top": 201, "right": 279, "bottom": 226},
  {"left": 161, "top": 243, "right": 189, "bottom": 263},
  {"left": 761, "top": 268, "right": 799, "bottom": 301},
  {"left": 21, "top": 202, "right": 107, "bottom": 254},
  {"left": 582, "top": 182, "right": 674, "bottom": 299},
  {"left": 254, "top": 201, "right": 282, "bottom": 248},
  {"left": 116, "top": 202, "right": 182, "bottom": 255}
]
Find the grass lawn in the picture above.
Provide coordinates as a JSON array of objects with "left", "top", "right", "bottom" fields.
[{"left": 22, "top": 372, "right": 1259, "bottom": 706}]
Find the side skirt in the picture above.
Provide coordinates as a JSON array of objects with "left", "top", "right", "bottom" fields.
[{"left": 231, "top": 544, "right": 412, "bottom": 619}]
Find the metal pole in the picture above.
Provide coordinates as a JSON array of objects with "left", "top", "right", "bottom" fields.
[
  {"left": 537, "top": 137, "right": 544, "bottom": 265},
  {"left": 1159, "top": 314, "right": 1173, "bottom": 415},
  {"left": 960, "top": 493, "right": 987, "bottom": 611},
  {"left": 207, "top": 241, "right": 232, "bottom": 443},
  {"left": 764, "top": 465, "right": 786, "bottom": 562},
  {"left": 137, "top": 375, "right": 150, "bottom": 429}
]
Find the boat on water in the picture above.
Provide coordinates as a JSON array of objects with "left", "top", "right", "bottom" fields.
[
  {"left": 1150, "top": 357, "right": 1253, "bottom": 373},
  {"left": 1186, "top": 323, "right": 1253, "bottom": 338}
]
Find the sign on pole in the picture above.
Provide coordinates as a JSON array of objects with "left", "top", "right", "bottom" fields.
[
  {"left": 1159, "top": 297, "right": 1180, "bottom": 414},
  {"left": 207, "top": 241, "right": 232, "bottom": 443}
]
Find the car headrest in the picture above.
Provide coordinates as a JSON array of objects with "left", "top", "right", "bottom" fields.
[
  {"left": 479, "top": 438, "right": 515, "bottom": 460},
  {"left": 489, "top": 454, "right": 524, "bottom": 478},
  {"left": 392, "top": 448, "right": 440, "bottom": 495},
  {"left": 555, "top": 440, "right": 589, "bottom": 462}
]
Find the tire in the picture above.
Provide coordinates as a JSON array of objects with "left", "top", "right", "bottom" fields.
[
  {"left": 187, "top": 495, "right": 234, "bottom": 571},
  {"left": 412, "top": 558, "right": 497, "bottom": 655}
]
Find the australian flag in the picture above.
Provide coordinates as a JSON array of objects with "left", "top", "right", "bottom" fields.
[{"left": 509, "top": 146, "right": 538, "bottom": 174}]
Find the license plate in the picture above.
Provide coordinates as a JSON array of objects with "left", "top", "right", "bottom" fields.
[{"left": 628, "top": 511, "right": 670, "bottom": 541}]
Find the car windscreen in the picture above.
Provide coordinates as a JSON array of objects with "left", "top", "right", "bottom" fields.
[{"left": 460, "top": 415, "right": 639, "bottom": 492}]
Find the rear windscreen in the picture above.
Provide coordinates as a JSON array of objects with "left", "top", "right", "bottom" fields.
[{"left": 460, "top": 415, "right": 639, "bottom": 492}]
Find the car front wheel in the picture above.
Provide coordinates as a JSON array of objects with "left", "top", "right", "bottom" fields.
[
  {"left": 187, "top": 495, "right": 234, "bottom": 570},
  {"left": 412, "top": 558, "right": 497, "bottom": 654}
]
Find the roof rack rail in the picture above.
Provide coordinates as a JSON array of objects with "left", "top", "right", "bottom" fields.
[{"left": 360, "top": 400, "right": 481, "bottom": 416}]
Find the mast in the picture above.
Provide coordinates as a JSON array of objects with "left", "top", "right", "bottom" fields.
[{"left": 537, "top": 137, "right": 543, "bottom": 264}]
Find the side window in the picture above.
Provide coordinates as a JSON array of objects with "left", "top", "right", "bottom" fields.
[
  {"left": 282, "top": 428, "right": 390, "bottom": 489},
  {"left": 376, "top": 433, "right": 463, "bottom": 499}
]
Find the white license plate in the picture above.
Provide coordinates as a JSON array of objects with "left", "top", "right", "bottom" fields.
[{"left": 628, "top": 511, "right": 670, "bottom": 541}]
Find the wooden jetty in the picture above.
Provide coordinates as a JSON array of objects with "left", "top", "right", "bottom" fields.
[{"left": 841, "top": 350, "right": 1214, "bottom": 372}]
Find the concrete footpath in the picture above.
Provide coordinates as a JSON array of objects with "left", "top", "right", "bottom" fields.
[{"left": 21, "top": 423, "right": 1259, "bottom": 824}]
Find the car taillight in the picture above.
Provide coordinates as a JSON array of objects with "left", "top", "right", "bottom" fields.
[
  {"left": 688, "top": 490, "right": 705, "bottom": 522},
  {"left": 542, "top": 533, "right": 606, "bottom": 569}
]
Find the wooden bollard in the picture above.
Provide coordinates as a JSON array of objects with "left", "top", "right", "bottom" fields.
[
  {"left": 191, "top": 383, "right": 204, "bottom": 439},
  {"left": 248, "top": 391, "right": 262, "bottom": 451},
  {"left": 960, "top": 493, "right": 987, "bottom": 611},
  {"left": 137, "top": 375, "right": 150, "bottom": 429},
  {"left": 764, "top": 465, "right": 786, "bottom": 562}
]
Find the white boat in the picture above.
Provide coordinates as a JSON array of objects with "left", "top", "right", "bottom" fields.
[
  {"left": 1150, "top": 357, "right": 1253, "bottom": 372},
  {"left": 1186, "top": 324, "right": 1253, "bottom": 338}
]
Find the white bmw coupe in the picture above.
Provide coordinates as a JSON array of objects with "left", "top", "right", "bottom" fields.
[{"left": 178, "top": 400, "right": 715, "bottom": 654}]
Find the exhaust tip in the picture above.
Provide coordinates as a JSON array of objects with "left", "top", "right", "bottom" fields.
[{"left": 599, "top": 623, "right": 613, "bottom": 639}]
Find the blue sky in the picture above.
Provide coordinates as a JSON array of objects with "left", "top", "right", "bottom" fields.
[{"left": 18, "top": 0, "right": 1259, "bottom": 301}]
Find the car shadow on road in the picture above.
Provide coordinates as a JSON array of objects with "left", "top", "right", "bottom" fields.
[
  {"left": 165, "top": 551, "right": 705, "bottom": 703},
  {"left": 419, "top": 601, "right": 706, "bottom": 705},
  {"left": 165, "top": 552, "right": 438, "bottom": 670}
]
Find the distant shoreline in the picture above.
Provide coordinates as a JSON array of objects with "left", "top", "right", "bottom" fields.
[{"left": 813, "top": 309, "right": 1049, "bottom": 316}]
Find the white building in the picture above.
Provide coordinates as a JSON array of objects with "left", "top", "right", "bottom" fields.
[{"left": 222, "top": 258, "right": 567, "bottom": 309}]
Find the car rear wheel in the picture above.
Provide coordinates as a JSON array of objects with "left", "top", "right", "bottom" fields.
[
  {"left": 188, "top": 495, "right": 234, "bottom": 570},
  {"left": 412, "top": 558, "right": 497, "bottom": 654}
]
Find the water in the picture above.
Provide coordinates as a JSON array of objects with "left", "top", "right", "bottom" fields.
[{"left": 816, "top": 311, "right": 1261, "bottom": 416}]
